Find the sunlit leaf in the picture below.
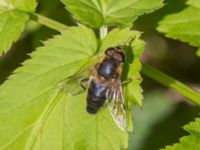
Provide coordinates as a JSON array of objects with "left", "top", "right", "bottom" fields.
[
  {"left": 126, "top": 35, "right": 145, "bottom": 107},
  {"left": 187, "top": 0, "right": 200, "bottom": 9},
  {"left": 157, "top": 0, "right": 200, "bottom": 57},
  {"left": 197, "top": 49, "right": 200, "bottom": 57},
  {"left": 62, "top": 0, "right": 164, "bottom": 27},
  {"left": 0, "top": 10, "right": 29, "bottom": 54},
  {"left": 0, "top": 0, "right": 37, "bottom": 54},
  {"left": 0, "top": 26, "right": 144, "bottom": 149},
  {"left": 2, "top": 0, "right": 37, "bottom": 12}
]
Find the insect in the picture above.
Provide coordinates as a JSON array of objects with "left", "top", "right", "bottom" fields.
[
  {"left": 56, "top": 39, "right": 134, "bottom": 130},
  {"left": 86, "top": 46, "right": 127, "bottom": 130}
]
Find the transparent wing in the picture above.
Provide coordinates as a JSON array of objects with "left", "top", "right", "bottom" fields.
[
  {"left": 54, "top": 68, "right": 89, "bottom": 95},
  {"left": 107, "top": 79, "right": 127, "bottom": 131}
]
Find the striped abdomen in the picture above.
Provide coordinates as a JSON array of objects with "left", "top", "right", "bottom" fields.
[{"left": 87, "top": 79, "right": 109, "bottom": 114}]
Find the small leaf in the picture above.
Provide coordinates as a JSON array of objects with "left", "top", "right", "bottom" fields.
[
  {"left": 126, "top": 35, "right": 145, "bottom": 107},
  {"left": 2, "top": 0, "right": 37, "bottom": 12},
  {"left": 157, "top": 1, "right": 200, "bottom": 57},
  {"left": 62, "top": 0, "right": 164, "bottom": 27},
  {"left": 187, "top": 0, "right": 200, "bottom": 9},
  {"left": 0, "top": 0, "right": 37, "bottom": 54},
  {"left": 197, "top": 48, "right": 200, "bottom": 57},
  {"left": 0, "top": 26, "right": 144, "bottom": 149},
  {"left": 0, "top": 10, "right": 29, "bottom": 54},
  {"left": 161, "top": 118, "right": 200, "bottom": 150},
  {"left": 157, "top": 6, "right": 200, "bottom": 47}
]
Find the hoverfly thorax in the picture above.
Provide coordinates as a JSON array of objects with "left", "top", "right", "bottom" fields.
[{"left": 97, "top": 47, "right": 125, "bottom": 79}]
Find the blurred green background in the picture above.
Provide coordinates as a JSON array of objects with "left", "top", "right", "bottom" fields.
[{"left": 0, "top": 0, "right": 199, "bottom": 149}]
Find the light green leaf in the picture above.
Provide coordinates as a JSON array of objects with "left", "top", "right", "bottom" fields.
[
  {"left": 0, "top": 25, "right": 97, "bottom": 149},
  {"left": 157, "top": 1, "right": 200, "bottom": 57},
  {"left": 62, "top": 0, "right": 164, "bottom": 27},
  {"left": 62, "top": 94, "right": 128, "bottom": 150},
  {"left": 197, "top": 48, "right": 200, "bottom": 57},
  {"left": 0, "top": 10, "right": 29, "bottom": 54},
  {"left": 157, "top": 6, "right": 200, "bottom": 47},
  {"left": 0, "top": 26, "right": 144, "bottom": 149},
  {"left": 126, "top": 35, "right": 145, "bottom": 107},
  {"left": 0, "top": 0, "right": 37, "bottom": 54},
  {"left": 187, "top": 0, "right": 200, "bottom": 9},
  {"left": 188, "top": 0, "right": 200, "bottom": 57},
  {"left": 161, "top": 118, "right": 200, "bottom": 150},
  {"left": 1, "top": 0, "right": 37, "bottom": 12}
]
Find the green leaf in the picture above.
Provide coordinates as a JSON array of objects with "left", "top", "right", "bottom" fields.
[
  {"left": 187, "top": 0, "right": 200, "bottom": 9},
  {"left": 0, "top": 0, "right": 37, "bottom": 54},
  {"left": 62, "top": 0, "right": 164, "bottom": 27},
  {"left": 157, "top": 1, "right": 200, "bottom": 57},
  {"left": 0, "top": 26, "right": 144, "bottom": 149},
  {"left": 187, "top": 0, "right": 200, "bottom": 57},
  {"left": 197, "top": 48, "right": 200, "bottom": 57},
  {"left": 1, "top": 0, "right": 37, "bottom": 12},
  {"left": 126, "top": 35, "right": 145, "bottom": 107},
  {"left": 0, "top": 10, "right": 29, "bottom": 54},
  {"left": 161, "top": 118, "right": 200, "bottom": 150},
  {"left": 157, "top": 6, "right": 200, "bottom": 47}
]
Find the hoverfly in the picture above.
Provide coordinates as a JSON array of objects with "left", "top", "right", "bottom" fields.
[
  {"left": 86, "top": 46, "right": 127, "bottom": 130},
  {"left": 56, "top": 39, "right": 134, "bottom": 131}
]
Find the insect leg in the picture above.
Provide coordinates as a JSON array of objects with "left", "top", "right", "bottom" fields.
[
  {"left": 71, "top": 78, "right": 89, "bottom": 96},
  {"left": 122, "top": 76, "right": 143, "bottom": 85},
  {"left": 80, "top": 78, "right": 89, "bottom": 89},
  {"left": 122, "top": 78, "right": 133, "bottom": 85}
]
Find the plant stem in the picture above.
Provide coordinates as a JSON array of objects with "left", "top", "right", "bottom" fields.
[
  {"left": 29, "top": 13, "right": 69, "bottom": 32},
  {"left": 141, "top": 62, "right": 200, "bottom": 105},
  {"left": 100, "top": 26, "right": 108, "bottom": 39}
]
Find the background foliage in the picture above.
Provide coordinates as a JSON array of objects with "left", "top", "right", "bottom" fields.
[{"left": 0, "top": 0, "right": 200, "bottom": 150}]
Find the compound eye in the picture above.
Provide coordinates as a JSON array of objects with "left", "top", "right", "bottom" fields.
[
  {"left": 120, "top": 52, "right": 125, "bottom": 63},
  {"left": 114, "top": 47, "right": 125, "bottom": 63},
  {"left": 105, "top": 47, "right": 115, "bottom": 57},
  {"left": 115, "top": 52, "right": 125, "bottom": 63}
]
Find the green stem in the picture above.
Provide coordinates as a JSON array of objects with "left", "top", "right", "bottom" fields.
[
  {"left": 100, "top": 26, "right": 108, "bottom": 39},
  {"left": 29, "top": 13, "right": 69, "bottom": 32},
  {"left": 141, "top": 62, "right": 200, "bottom": 105}
]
